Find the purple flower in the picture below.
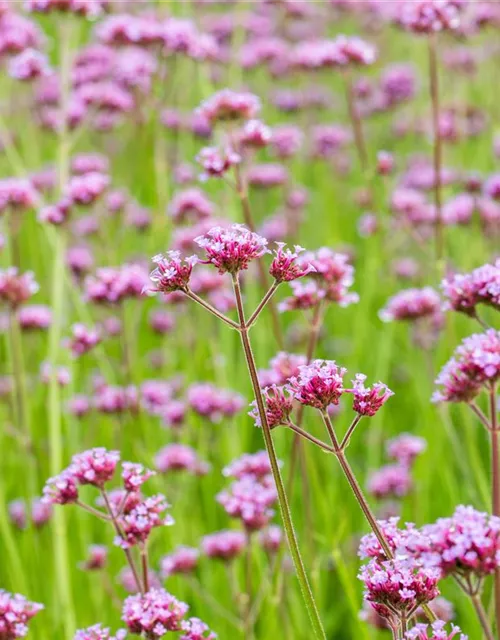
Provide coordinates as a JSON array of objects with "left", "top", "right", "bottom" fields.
[
  {"left": 348, "top": 374, "right": 393, "bottom": 417},
  {"left": 223, "top": 451, "right": 274, "bottom": 481},
  {"left": 160, "top": 546, "right": 199, "bottom": 578},
  {"left": 238, "top": 119, "right": 272, "bottom": 148},
  {"left": 0, "top": 591, "right": 44, "bottom": 639},
  {"left": 74, "top": 624, "right": 126, "bottom": 639},
  {"left": 122, "top": 588, "right": 188, "bottom": 636},
  {"left": 259, "top": 525, "right": 283, "bottom": 554},
  {"left": 278, "top": 280, "right": 326, "bottom": 312},
  {"left": 287, "top": 360, "right": 347, "bottom": 410},
  {"left": 180, "top": 618, "right": 216, "bottom": 640},
  {"left": 217, "top": 475, "right": 277, "bottom": 531},
  {"left": 249, "top": 385, "right": 294, "bottom": 428},
  {"left": 247, "top": 163, "right": 288, "bottom": 189},
  {"left": 117, "top": 495, "right": 174, "bottom": 549},
  {"left": 65, "top": 172, "right": 109, "bottom": 206},
  {"left": 201, "top": 530, "right": 246, "bottom": 560},
  {"left": 18, "top": 304, "right": 52, "bottom": 330},
  {"left": 379, "top": 287, "right": 441, "bottom": 322},
  {"left": 26, "top": 0, "right": 104, "bottom": 17},
  {"left": 0, "top": 178, "right": 38, "bottom": 213},
  {"left": 269, "top": 243, "right": 314, "bottom": 283},
  {"left": 195, "top": 224, "right": 268, "bottom": 275},
  {"left": 70, "top": 448, "right": 120, "bottom": 488},
  {"left": 8, "top": 48, "right": 50, "bottom": 81},
  {"left": 441, "top": 260, "right": 500, "bottom": 315},
  {"left": 154, "top": 444, "right": 209, "bottom": 476},
  {"left": 146, "top": 251, "right": 196, "bottom": 295},
  {"left": 433, "top": 330, "right": 500, "bottom": 403},
  {"left": 0, "top": 269, "right": 40, "bottom": 308},
  {"left": 405, "top": 621, "right": 467, "bottom": 640},
  {"left": 65, "top": 323, "right": 101, "bottom": 357},
  {"left": 121, "top": 462, "right": 155, "bottom": 492},
  {"left": 79, "top": 545, "right": 108, "bottom": 571},
  {"left": 367, "top": 464, "right": 413, "bottom": 500},
  {"left": 196, "top": 89, "right": 260, "bottom": 124},
  {"left": 168, "top": 189, "right": 214, "bottom": 224},
  {"left": 196, "top": 146, "right": 241, "bottom": 179},
  {"left": 42, "top": 471, "right": 79, "bottom": 505},
  {"left": 386, "top": 434, "right": 427, "bottom": 466},
  {"left": 395, "top": 1, "right": 467, "bottom": 34}
]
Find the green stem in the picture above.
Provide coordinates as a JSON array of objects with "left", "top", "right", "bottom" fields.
[{"left": 232, "top": 274, "right": 326, "bottom": 639}]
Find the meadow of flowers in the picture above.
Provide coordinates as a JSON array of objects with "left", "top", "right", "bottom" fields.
[{"left": 0, "top": 1, "right": 499, "bottom": 638}]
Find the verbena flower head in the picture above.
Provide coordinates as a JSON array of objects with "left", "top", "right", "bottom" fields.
[
  {"left": 65, "top": 172, "right": 110, "bottom": 206},
  {"left": 380, "top": 287, "right": 441, "bottom": 322},
  {"left": 239, "top": 119, "right": 272, "bottom": 148},
  {"left": 196, "top": 146, "right": 241, "bottom": 179},
  {"left": 201, "top": 529, "right": 247, "bottom": 560},
  {"left": 9, "top": 48, "right": 50, "bottom": 81},
  {"left": 433, "top": 330, "right": 500, "bottom": 403},
  {"left": 259, "top": 352, "right": 307, "bottom": 387},
  {"left": 420, "top": 505, "right": 500, "bottom": 580},
  {"left": 160, "top": 546, "right": 199, "bottom": 578},
  {"left": 348, "top": 374, "right": 394, "bottom": 416},
  {"left": 217, "top": 476, "right": 277, "bottom": 531},
  {"left": 121, "top": 462, "right": 155, "bottom": 492},
  {"left": 18, "top": 304, "right": 52, "bottom": 330},
  {"left": 73, "top": 624, "right": 127, "bottom": 639},
  {"left": 168, "top": 189, "right": 214, "bottom": 224},
  {"left": 79, "top": 544, "right": 108, "bottom": 571},
  {"left": 359, "top": 557, "right": 440, "bottom": 626},
  {"left": 0, "top": 590, "right": 44, "bottom": 639},
  {"left": 42, "top": 471, "right": 79, "bottom": 505},
  {"left": 196, "top": 89, "right": 260, "bottom": 124},
  {"left": 249, "top": 385, "right": 294, "bottom": 428},
  {"left": 358, "top": 517, "right": 427, "bottom": 561},
  {"left": 26, "top": 0, "right": 104, "bottom": 17},
  {"left": 367, "top": 464, "right": 413, "bottom": 500},
  {"left": 278, "top": 280, "right": 325, "bottom": 312},
  {"left": 0, "top": 269, "right": 39, "bottom": 308},
  {"left": 386, "top": 434, "right": 427, "bottom": 466},
  {"left": 145, "top": 252, "right": 197, "bottom": 295},
  {"left": 301, "top": 248, "right": 358, "bottom": 306},
  {"left": 287, "top": 360, "right": 346, "bottom": 410},
  {"left": 405, "top": 621, "right": 467, "bottom": 640},
  {"left": 187, "top": 383, "right": 244, "bottom": 423},
  {"left": 195, "top": 224, "right": 269, "bottom": 275},
  {"left": 154, "top": 444, "right": 209, "bottom": 476},
  {"left": 180, "top": 618, "right": 216, "bottom": 640},
  {"left": 395, "top": 1, "right": 467, "bottom": 35},
  {"left": 0, "top": 178, "right": 38, "bottom": 213},
  {"left": 122, "top": 588, "right": 188, "bottom": 636},
  {"left": 259, "top": 525, "right": 283, "bottom": 554},
  {"left": 223, "top": 451, "right": 274, "bottom": 480},
  {"left": 269, "top": 243, "right": 314, "bottom": 283},
  {"left": 70, "top": 448, "right": 120, "bottom": 487},
  {"left": 66, "top": 323, "right": 101, "bottom": 357},
  {"left": 117, "top": 495, "right": 174, "bottom": 549},
  {"left": 441, "top": 260, "right": 500, "bottom": 315}
]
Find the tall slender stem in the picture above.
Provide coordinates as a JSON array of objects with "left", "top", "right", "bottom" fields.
[
  {"left": 343, "top": 71, "right": 368, "bottom": 172},
  {"left": 232, "top": 274, "right": 326, "bottom": 639},
  {"left": 244, "top": 531, "right": 254, "bottom": 639},
  {"left": 8, "top": 312, "right": 32, "bottom": 448},
  {"left": 471, "top": 593, "right": 495, "bottom": 640},
  {"left": 141, "top": 546, "right": 149, "bottom": 593},
  {"left": 428, "top": 33, "right": 444, "bottom": 263},
  {"left": 287, "top": 422, "right": 334, "bottom": 453},
  {"left": 233, "top": 162, "right": 284, "bottom": 348},
  {"left": 246, "top": 282, "right": 279, "bottom": 328},
  {"left": 340, "top": 415, "right": 363, "bottom": 450},
  {"left": 48, "top": 19, "right": 75, "bottom": 636},
  {"left": 490, "top": 384, "right": 500, "bottom": 636},
  {"left": 185, "top": 289, "right": 240, "bottom": 330}
]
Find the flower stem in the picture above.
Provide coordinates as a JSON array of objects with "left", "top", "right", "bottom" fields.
[
  {"left": 428, "top": 33, "right": 444, "bottom": 264},
  {"left": 490, "top": 383, "right": 500, "bottom": 636},
  {"left": 471, "top": 593, "right": 495, "bottom": 640},
  {"left": 232, "top": 274, "right": 326, "bottom": 639},
  {"left": 340, "top": 415, "right": 363, "bottom": 450},
  {"left": 141, "top": 546, "right": 149, "bottom": 593},
  {"left": 244, "top": 531, "right": 254, "bottom": 639},
  {"left": 246, "top": 282, "right": 280, "bottom": 328},
  {"left": 343, "top": 71, "right": 368, "bottom": 172},
  {"left": 233, "top": 162, "right": 284, "bottom": 348},
  {"left": 185, "top": 289, "right": 240, "bottom": 330},
  {"left": 8, "top": 311, "right": 32, "bottom": 449},
  {"left": 286, "top": 422, "right": 335, "bottom": 453}
]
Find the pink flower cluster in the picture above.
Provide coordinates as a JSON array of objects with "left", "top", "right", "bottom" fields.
[
  {"left": 379, "top": 287, "right": 442, "bottom": 322},
  {"left": 258, "top": 351, "right": 307, "bottom": 387},
  {"left": 201, "top": 530, "right": 246, "bottom": 561},
  {"left": 8, "top": 497, "right": 52, "bottom": 529},
  {"left": 250, "top": 385, "right": 294, "bottom": 428},
  {"left": 195, "top": 224, "right": 269, "bottom": 275},
  {"left": 196, "top": 146, "right": 241, "bottom": 179},
  {"left": 405, "top": 621, "right": 467, "bottom": 640},
  {"left": 0, "top": 268, "right": 39, "bottom": 308},
  {"left": 18, "top": 304, "right": 52, "bottom": 330},
  {"left": 350, "top": 374, "right": 394, "bottom": 417},
  {"left": 84, "top": 265, "right": 150, "bottom": 304},
  {"left": 187, "top": 383, "right": 244, "bottom": 423},
  {"left": 146, "top": 252, "right": 196, "bottom": 295},
  {"left": 395, "top": 1, "right": 467, "bottom": 34},
  {"left": 287, "top": 360, "right": 346, "bottom": 410},
  {"left": 0, "top": 590, "right": 44, "bottom": 639},
  {"left": 217, "top": 475, "right": 277, "bottom": 531},
  {"left": 222, "top": 450, "right": 273, "bottom": 480},
  {"left": 441, "top": 260, "right": 500, "bottom": 315},
  {"left": 386, "top": 434, "right": 427, "bottom": 466},
  {"left": 121, "top": 588, "right": 188, "bottom": 637},
  {"left": 65, "top": 323, "right": 101, "bottom": 357},
  {"left": 367, "top": 464, "right": 413, "bottom": 500},
  {"left": 118, "top": 494, "right": 174, "bottom": 549},
  {"left": 269, "top": 243, "right": 314, "bottom": 283},
  {"left": 0, "top": 178, "right": 38, "bottom": 213},
  {"left": 160, "top": 546, "right": 199, "bottom": 578},
  {"left": 154, "top": 444, "right": 209, "bottom": 476},
  {"left": 433, "top": 329, "right": 500, "bottom": 403},
  {"left": 359, "top": 557, "right": 440, "bottom": 626},
  {"left": 196, "top": 89, "right": 261, "bottom": 124},
  {"left": 168, "top": 189, "right": 214, "bottom": 225},
  {"left": 73, "top": 624, "right": 127, "bottom": 640}
]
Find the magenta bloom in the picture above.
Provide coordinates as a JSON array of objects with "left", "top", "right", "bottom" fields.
[
  {"left": 259, "top": 525, "right": 283, "bottom": 554},
  {"left": 269, "top": 243, "right": 314, "bottom": 283},
  {"left": 196, "top": 89, "right": 260, "bottom": 124},
  {"left": 121, "top": 462, "right": 155, "bottom": 492},
  {"left": 74, "top": 624, "right": 126, "bottom": 639},
  {"left": 348, "top": 374, "right": 393, "bottom": 417},
  {"left": 79, "top": 544, "right": 108, "bottom": 571},
  {"left": 441, "top": 259, "right": 500, "bottom": 315},
  {"left": 18, "top": 304, "right": 52, "bottom": 330},
  {"left": 405, "top": 621, "right": 467, "bottom": 640},
  {"left": 259, "top": 352, "right": 307, "bottom": 387},
  {"left": 278, "top": 281, "right": 326, "bottom": 312},
  {"left": 367, "top": 464, "right": 413, "bottom": 500},
  {"left": 217, "top": 475, "right": 277, "bottom": 531},
  {"left": 0, "top": 591, "right": 44, "bottom": 639},
  {"left": 196, "top": 146, "right": 241, "bottom": 179},
  {"left": 201, "top": 529, "right": 246, "bottom": 560},
  {"left": 69, "top": 448, "right": 120, "bottom": 488},
  {"left": 433, "top": 330, "right": 500, "bottom": 403},
  {"left": 146, "top": 252, "right": 196, "bottom": 295},
  {"left": 42, "top": 471, "right": 79, "bottom": 505},
  {"left": 168, "top": 189, "right": 214, "bottom": 224},
  {"left": 287, "top": 360, "right": 346, "bottom": 410},
  {"left": 66, "top": 323, "right": 101, "bottom": 357},
  {"left": 9, "top": 48, "right": 50, "bottom": 81},
  {"left": 117, "top": 495, "right": 174, "bottom": 549},
  {"left": 239, "top": 119, "right": 272, "bottom": 149},
  {"left": 122, "top": 588, "right": 188, "bottom": 636},
  {"left": 180, "top": 618, "right": 216, "bottom": 640},
  {"left": 420, "top": 505, "right": 500, "bottom": 580},
  {"left": 386, "top": 434, "right": 427, "bottom": 466},
  {"left": 249, "top": 385, "right": 294, "bottom": 428},
  {"left": 187, "top": 382, "right": 244, "bottom": 423},
  {"left": 379, "top": 287, "right": 441, "bottom": 322},
  {"left": 223, "top": 451, "right": 273, "bottom": 481},
  {"left": 154, "top": 444, "right": 209, "bottom": 476},
  {"left": 0, "top": 268, "right": 39, "bottom": 308},
  {"left": 395, "top": 1, "right": 467, "bottom": 34},
  {"left": 195, "top": 224, "right": 268, "bottom": 275},
  {"left": 302, "top": 248, "right": 359, "bottom": 307},
  {"left": 359, "top": 557, "right": 440, "bottom": 627},
  {"left": 0, "top": 178, "right": 38, "bottom": 213},
  {"left": 65, "top": 172, "right": 109, "bottom": 206},
  {"left": 160, "top": 546, "right": 199, "bottom": 578},
  {"left": 26, "top": 0, "right": 104, "bottom": 17},
  {"left": 247, "top": 163, "right": 289, "bottom": 189}
]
